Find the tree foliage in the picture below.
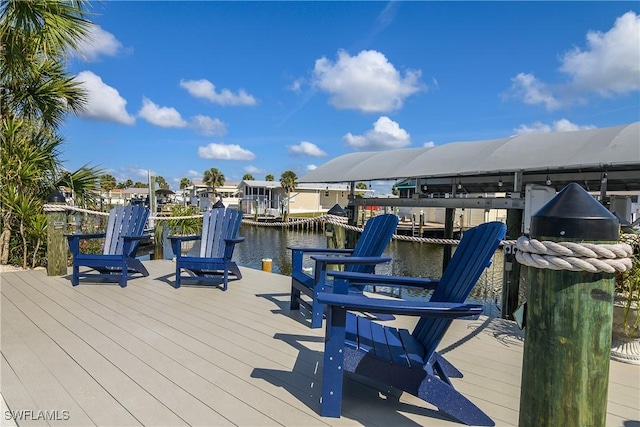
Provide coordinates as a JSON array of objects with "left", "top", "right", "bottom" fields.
[
  {"left": 179, "top": 177, "right": 192, "bottom": 190},
  {"left": 242, "top": 173, "right": 255, "bottom": 181},
  {"left": 0, "top": 0, "right": 101, "bottom": 267},
  {"left": 154, "top": 175, "right": 169, "bottom": 190},
  {"left": 203, "top": 167, "right": 225, "bottom": 194},
  {"left": 279, "top": 170, "right": 297, "bottom": 222},
  {"left": 265, "top": 174, "right": 274, "bottom": 181}
]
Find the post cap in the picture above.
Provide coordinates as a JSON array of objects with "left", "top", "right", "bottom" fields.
[
  {"left": 531, "top": 182, "right": 619, "bottom": 240},
  {"left": 327, "top": 204, "right": 347, "bottom": 216},
  {"left": 46, "top": 190, "right": 66, "bottom": 203}
]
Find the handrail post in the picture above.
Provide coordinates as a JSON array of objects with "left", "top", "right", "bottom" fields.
[
  {"left": 45, "top": 191, "right": 68, "bottom": 276},
  {"left": 519, "top": 183, "right": 618, "bottom": 426}
]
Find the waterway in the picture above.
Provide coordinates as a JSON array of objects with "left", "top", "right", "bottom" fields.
[{"left": 233, "top": 224, "right": 506, "bottom": 316}]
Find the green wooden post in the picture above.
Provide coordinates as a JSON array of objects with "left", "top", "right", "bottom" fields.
[
  {"left": 519, "top": 183, "right": 618, "bottom": 427},
  {"left": 502, "top": 209, "right": 523, "bottom": 319},
  {"left": 326, "top": 204, "right": 347, "bottom": 272},
  {"left": 442, "top": 207, "right": 455, "bottom": 271},
  {"left": 46, "top": 191, "right": 68, "bottom": 276}
]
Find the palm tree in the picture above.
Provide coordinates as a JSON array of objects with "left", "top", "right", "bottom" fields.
[
  {"left": 203, "top": 167, "right": 225, "bottom": 197},
  {"left": 99, "top": 173, "right": 116, "bottom": 209},
  {"left": 279, "top": 170, "right": 297, "bottom": 222},
  {"left": 179, "top": 177, "right": 192, "bottom": 205},
  {"left": 265, "top": 174, "right": 275, "bottom": 181},
  {"left": 0, "top": 1, "right": 100, "bottom": 266},
  {"left": 355, "top": 182, "right": 368, "bottom": 197},
  {"left": 242, "top": 173, "right": 255, "bottom": 181},
  {"left": 154, "top": 175, "right": 169, "bottom": 190}
]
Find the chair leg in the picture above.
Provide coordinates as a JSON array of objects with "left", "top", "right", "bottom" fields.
[
  {"left": 174, "top": 266, "right": 181, "bottom": 289},
  {"left": 228, "top": 262, "right": 242, "bottom": 280},
  {"left": 127, "top": 258, "right": 149, "bottom": 277},
  {"left": 417, "top": 373, "right": 495, "bottom": 426},
  {"left": 290, "top": 283, "right": 300, "bottom": 310},
  {"left": 72, "top": 264, "right": 79, "bottom": 286},
  {"left": 310, "top": 299, "right": 324, "bottom": 329},
  {"left": 222, "top": 268, "right": 228, "bottom": 291},
  {"left": 119, "top": 260, "right": 127, "bottom": 287},
  {"left": 321, "top": 306, "right": 347, "bottom": 417}
]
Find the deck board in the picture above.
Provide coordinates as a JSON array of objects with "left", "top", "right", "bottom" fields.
[{"left": 2, "top": 261, "right": 639, "bottom": 426}]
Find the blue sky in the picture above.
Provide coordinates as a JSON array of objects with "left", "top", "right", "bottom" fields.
[{"left": 63, "top": 1, "right": 640, "bottom": 192}]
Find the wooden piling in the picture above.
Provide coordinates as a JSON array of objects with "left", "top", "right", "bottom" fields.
[
  {"left": 45, "top": 195, "right": 68, "bottom": 276},
  {"left": 502, "top": 209, "right": 523, "bottom": 319},
  {"left": 519, "top": 183, "right": 618, "bottom": 427}
]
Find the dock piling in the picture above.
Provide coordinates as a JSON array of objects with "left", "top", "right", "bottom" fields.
[
  {"left": 45, "top": 191, "right": 68, "bottom": 276},
  {"left": 518, "top": 183, "right": 618, "bottom": 427}
]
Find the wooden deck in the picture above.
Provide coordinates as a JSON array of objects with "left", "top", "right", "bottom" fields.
[{"left": 1, "top": 261, "right": 638, "bottom": 426}]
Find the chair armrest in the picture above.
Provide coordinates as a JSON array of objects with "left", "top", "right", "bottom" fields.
[
  {"left": 310, "top": 255, "right": 391, "bottom": 266},
  {"left": 168, "top": 234, "right": 202, "bottom": 242},
  {"left": 122, "top": 234, "right": 152, "bottom": 241},
  {"left": 225, "top": 237, "right": 245, "bottom": 244},
  {"left": 317, "top": 292, "right": 483, "bottom": 318},
  {"left": 327, "top": 271, "right": 439, "bottom": 290},
  {"left": 288, "top": 246, "right": 354, "bottom": 255},
  {"left": 65, "top": 232, "right": 106, "bottom": 240}
]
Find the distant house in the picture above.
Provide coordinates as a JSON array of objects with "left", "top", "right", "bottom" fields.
[
  {"left": 93, "top": 187, "right": 150, "bottom": 207},
  {"left": 239, "top": 180, "right": 351, "bottom": 217},
  {"left": 184, "top": 180, "right": 240, "bottom": 210}
]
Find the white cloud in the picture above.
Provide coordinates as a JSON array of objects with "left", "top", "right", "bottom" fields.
[
  {"left": 244, "top": 165, "right": 262, "bottom": 174},
  {"left": 508, "top": 12, "right": 640, "bottom": 109},
  {"left": 307, "top": 164, "right": 318, "bottom": 171},
  {"left": 76, "top": 25, "right": 124, "bottom": 61},
  {"left": 343, "top": 116, "right": 411, "bottom": 151},
  {"left": 75, "top": 71, "right": 135, "bottom": 125},
  {"left": 138, "top": 97, "right": 187, "bottom": 128},
  {"left": 288, "top": 78, "right": 305, "bottom": 93},
  {"left": 560, "top": 11, "right": 640, "bottom": 96},
  {"left": 423, "top": 141, "right": 435, "bottom": 148},
  {"left": 288, "top": 141, "right": 327, "bottom": 157},
  {"left": 312, "top": 49, "right": 423, "bottom": 113},
  {"left": 513, "top": 119, "right": 596, "bottom": 135},
  {"left": 197, "top": 143, "right": 256, "bottom": 160},
  {"left": 509, "top": 73, "right": 561, "bottom": 111},
  {"left": 180, "top": 79, "right": 257, "bottom": 106},
  {"left": 189, "top": 115, "right": 227, "bottom": 136},
  {"left": 187, "top": 170, "right": 201, "bottom": 178}
]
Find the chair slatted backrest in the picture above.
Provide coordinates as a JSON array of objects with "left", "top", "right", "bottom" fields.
[
  {"left": 413, "top": 221, "right": 507, "bottom": 358},
  {"left": 200, "top": 208, "right": 243, "bottom": 259},
  {"left": 103, "top": 206, "right": 149, "bottom": 256},
  {"left": 347, "top": 214, "right": 399, "bottom": 274}
]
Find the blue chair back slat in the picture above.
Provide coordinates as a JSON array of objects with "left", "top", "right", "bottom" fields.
[
  {"left": 346, "top": 214, "right": 398, "bottom": 274},
  {"left": 412, "top": 222, "right": 506, "bottom": 358},
  {"left": 126, "top": 207, "right": 149, "bottom": 256},
  {"left": 102, "top": 206, "right": 122, "bottom": 255},
  {"left": 102, "top": 206, "right": 149, "bottom": 256},
  {"left": 200, "top": 209, "right": 223, "bottom": 258},
  {"left": 200, "top": 209, "right": 243, "bottom": 258}
]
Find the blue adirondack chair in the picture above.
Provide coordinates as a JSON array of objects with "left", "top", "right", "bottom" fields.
[
  {"left": 169, "top": 208, "right": 244, "bottom": 290},
  {"left": 289, "top": 213, "right": 399, "bottom": 329},
  {"left": 66, "top": 205, "right": 151, "bottom": 288},
  {"left": 317, "top": 221, "right": 507, "bottom": 426}
]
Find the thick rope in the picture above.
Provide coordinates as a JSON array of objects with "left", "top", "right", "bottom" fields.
[
  {"left": 515, "top": 236, "right": 634, "bottom": 273},
  {"left": 43, "top": 204, "right": 512, "bottom": 246}
]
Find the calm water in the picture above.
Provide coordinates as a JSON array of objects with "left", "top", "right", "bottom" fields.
[{"left": 233, "top": 224, "right": 505, "bottom": 316}]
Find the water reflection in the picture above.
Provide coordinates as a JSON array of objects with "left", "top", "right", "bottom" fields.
[{"left": 234, "top": 224, "right": 505, "bottom": 316}]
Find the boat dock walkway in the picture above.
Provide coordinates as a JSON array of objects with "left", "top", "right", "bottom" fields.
[{"left": 2, "top": 261, "right": 638, "bottom": 426}]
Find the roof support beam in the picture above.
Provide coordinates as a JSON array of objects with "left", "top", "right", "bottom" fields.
[{"left": 352, "top": 196, "right": 525, "bottom": 210}]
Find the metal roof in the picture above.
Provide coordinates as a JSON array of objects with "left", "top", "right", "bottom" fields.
[{"left": 299, "top": 122, "right": 640, "bottom": 193}]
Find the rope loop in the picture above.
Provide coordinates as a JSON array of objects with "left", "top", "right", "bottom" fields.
[{"left": 515, "top": 235, "right": 634, "bottom": 273}]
